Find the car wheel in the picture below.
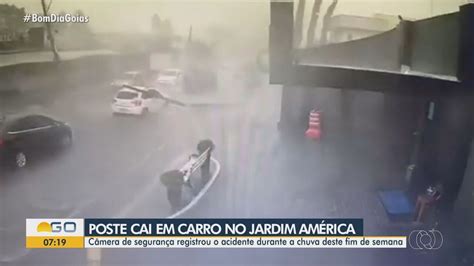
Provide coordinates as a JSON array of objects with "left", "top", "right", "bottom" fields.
[{"left": 14, "top": 151, "right": 27, "bottom": 169}]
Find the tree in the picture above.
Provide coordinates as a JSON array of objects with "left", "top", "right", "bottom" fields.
[
  {"left": 40, "top": 0, "right": 60, "bottom": 62},
  {"left": 294, "top": 0, "right": 305, "bottom": 48},
  {"left": 320, "top": 0, "right": 338, "bottom": 45},
  {"left": 306, "top": 0, "right": 323, "bottom": 47}
]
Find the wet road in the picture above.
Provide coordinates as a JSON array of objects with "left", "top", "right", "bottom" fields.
[{"left": 1, "top": 81, "right": 441, "bottom": 265}]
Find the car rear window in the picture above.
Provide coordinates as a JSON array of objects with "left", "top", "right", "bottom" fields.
[{"left": 116, "top": 91, "right": 138, "bottom": 99}]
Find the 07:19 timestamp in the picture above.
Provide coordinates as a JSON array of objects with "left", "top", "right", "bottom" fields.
[{"left": 43, "top": 238, "right": 67, "bottom": 247}]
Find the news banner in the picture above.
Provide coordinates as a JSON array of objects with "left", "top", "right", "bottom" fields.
[{"left": 26, "top": 219, "right": 406, "bottom": 249}]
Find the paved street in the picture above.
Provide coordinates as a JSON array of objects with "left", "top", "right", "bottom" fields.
[{"left": 1, "top": 79, "right": 439, "bottom": 265}]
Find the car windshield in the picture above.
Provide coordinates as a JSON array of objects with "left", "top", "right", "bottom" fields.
[{"left": 116, "top": 91, "right": 138, "bottom": 99}]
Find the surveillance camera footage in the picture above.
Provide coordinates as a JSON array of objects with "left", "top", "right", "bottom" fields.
[{"left": 0, "top": 0, "right": 473, "bottom": 265}]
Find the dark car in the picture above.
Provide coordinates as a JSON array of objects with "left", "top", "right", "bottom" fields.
[{"left": 0, "top": 115, "right": 72, "bottom": 169}]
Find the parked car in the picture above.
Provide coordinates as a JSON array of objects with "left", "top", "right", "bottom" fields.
[
  {"left": 111, "top": 85, "right": 165, "bottom": 116},
  {"left": 155, "top": 68, "right": 183, "bottom": 88},
  {"left": 0, "top": 115, "right": 73, "bottom": 169},
  {"left": 183, "top": 67, "right": 217, "bottom": 93}
]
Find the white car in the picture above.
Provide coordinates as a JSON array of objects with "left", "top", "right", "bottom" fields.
[
  {"left": 155, "top": 69, "right": 182, "bottom": 87},
  {"left": 111, "top": 86, "right": 164, "bottom": 115},
  {"left": 110, "top": 71, "right": 144, "bottom": 87}
]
